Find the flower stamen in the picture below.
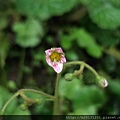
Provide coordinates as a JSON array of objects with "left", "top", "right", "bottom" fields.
[
  {"left": 50, "top": 52, "right": 61, "bottom": 62},
  {"left": 45, "top": 47, "right": 66, "bottom": 73}
]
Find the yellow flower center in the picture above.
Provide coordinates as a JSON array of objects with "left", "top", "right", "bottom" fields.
[{"left": 50, "top": 52, "right": 61, "bottom": 62}]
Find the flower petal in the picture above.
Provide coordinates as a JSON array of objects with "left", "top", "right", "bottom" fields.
[
  {"left": 45, "top": 49, "right": 52, "bottom": 56},
  {"left": 46, "top": 56, "right": 53, "bottom": 67},
  {"left": 52, "top": 62, "right": 63, "bottom": 73},
  {"left": 101, "top": 79, "right": 108, "bottom": 87},
  {"left": 61, "top": 55, "right": 66, "bottom": 63},
  {"left": 45, "top": 47, "right": 66, "bottom": 73},
  {"left": 55, "top": 47, "right": 63, "bottom": 53},
  {"left": 98, "top": 78, "right": 108, "bottom": 88}
]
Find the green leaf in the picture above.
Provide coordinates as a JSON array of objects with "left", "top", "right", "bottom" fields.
[
  {"left": 72, "top": 28, "right": 102, "bottom": 58},
  {"left": 59, "top": 78, "right": 106, "bottom": 115},
  {"left": 48, "top": 0, "right": 78, "bottom": 16},
  {"left": 13, "top": 19, "right": 43, "bottom": 36},
  {"left": 16, "top": 36, "right": 40, "bottom": 48},
  {"left": 79, "top": 0, "right": 91, "bottom": 5},
  {"left": 86, "top": 44, "right": 102, "bottom": 58},
  {"left": 0, "top": 86, "right": 20, "bottom": 115},
  {"left": 88, "top": 1, "right": 120, "bottom": 29},
  {"left": 66, "top": 51, "right": 79, "bottom": 61},
  {"left": 6, "top": 96, "right": 18, "bottom": 115},
  {"left": 71, "top": 105, "right": 97, "bottom": 115},
  {"left": 80, "top": 0, "right": 120, "bottom": 29},
  {"left": 15, "top": 0, "right": 79, "bottom": 20},
  {"left": 60, "top": 35, "right": 73, "bottom": 50},
  {"left": 0, "top": 86, "right": 10, "bottom": 101},
  {"left": 12, "top": 107, "right": 31, "bottom": 115},
  {"left": 15, "top": 0, "right": 50, "bottom": 20},
  {"left": 0, "top": 96, "right": 4, "bottom": 109},
  {"left": 90, "top": 4, "right": 120, "bottom": 29},
  {"left": 0, "top": 86, "right": 9, "bottom": 109},
  {"left": 72, "top": 86, "right": 105, "bottom": 109},
  {"left": 0, "top": 86, "right": 31, "bottom": 115},
  {"left": 25, "top": 91, "right": 42, "bottom": 99},
  {"left": 59, "top": 78, "right": 82, "bottom": 99},
  {"left": 75, "top": 29, "right": 95, "bottom": 47},
  {"left": 13, "top": 19, "right": 43, "bottom": 48}
]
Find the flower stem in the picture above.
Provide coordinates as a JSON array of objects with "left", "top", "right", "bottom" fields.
[
  {"left": 19, "top": 89, "right": 54, "bottom": 100},
  {"left": 64, "top": 61, "right": 99, "bottom": 77},
  {"left": 53, "top": 73, "right": 61, "bottom": 115},
  {"left": 1, "top": 61, "right": 100, "bottom": 115},
  {"left": 0, "top": 92, "right": 19, "bottom": 115},
  {"left": 0, "top": 88, "right": 54, "bottom": 114},
  {"left": 53, "top": 61, "right": 99, "bottom": 115}
]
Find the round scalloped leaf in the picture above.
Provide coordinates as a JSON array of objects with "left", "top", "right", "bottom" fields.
[
  {"left": 86, "top": 44, "right": 102, "bottom": 58},
  {"left": 16, "top": 36, "right": 40, "bottom": 48},
  {"left": 15, "top": 0, "right": 78, "bottom": 20},
  {"left": 47, "top": 0, "right": 78, "bottom": 15},
  {"left": 89, "top": 4, "right": 120, "bottom": 29},
  {"left": 13, "top": 19, "right": 43, "bottom": 36},
  {"left": 13, "top": 19, "right": 43, "bottom": 48},
  {"left": 74, "top": 29, "right": 102, "bottom": 58}
]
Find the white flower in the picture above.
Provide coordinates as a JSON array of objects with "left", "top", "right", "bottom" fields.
[
  {"left": 96, "top": 76, "right": 108, "bottom": 88},
  {"left": 99, "top": 78, "right": 108, "bottom": 87},
  {"left": 45, "top": 47, "right": 66, "bottom": 73}
]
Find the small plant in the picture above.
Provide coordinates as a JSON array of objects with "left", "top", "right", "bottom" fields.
[{"left": 0, "top": 47, "right": 108, "bottom": 115}]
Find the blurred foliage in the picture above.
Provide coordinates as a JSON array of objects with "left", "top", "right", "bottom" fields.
[
  {"left": 59, "top": 78, "right": 107, "bottom": 115},
  {"left": 80, "top": 0, "right": 120, "bottom": 29},
  {"left": 60, "top": 28, "right": 102, "bottom": 58},
  {"left": 13, "top": 18, "right": 44, "bottom": 47},
  {"left": 0, "top": 0, "right": 120, "bottom": 117},
  {"left": 15, "top": 0, "right": 79, "bottom": 20},
  {"left": 0, "top": 85, "right": 30, "bottom": 115}
]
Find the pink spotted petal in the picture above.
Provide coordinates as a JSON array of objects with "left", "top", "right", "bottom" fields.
[
  {"left": 55, "top": 47, "right": 63, "bottom": 53},
  {"left": 46, "top": 56, "right": 53, "bottom": 67},
  {"left": 52, "top": 62, "right": 63, "bottom": 73},
  {"left": 61, "top": 55, "right": 66, "bottom": 63},
  {"left": 100, "top": 79, "right": 108, "bottom": 87},
  {"left": 45, "top": 47, "right": 66, "bottom": 73},
  {"left": 45, "top": 49, "right": 52, "bottom": 56}
]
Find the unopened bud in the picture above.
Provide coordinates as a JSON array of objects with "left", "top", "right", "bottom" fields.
[
  {"left": 77, "top": 74, "right": 83, "bottom": 80},
  {"left": 7, "top": 80, "right": 17, "bottom": 90},
  {"left": 35, "top": 98, "right": 43, "bottom": 106},
  {"left": 96, "top": 76, "right": 108, "bottom": 88},
  {"left": 64, "top": 73, "right": 73, "bottom": 81},
  {"left": 74, "top": 70, "right": 79, "bottom": 75},
  {"left": 20, "top": 104, "right": 27, "bottom": 111}
]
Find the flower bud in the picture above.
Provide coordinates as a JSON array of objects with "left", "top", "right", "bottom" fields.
[
  {"left": 20, "top": 104, "right": 27, "bottom": 111},
  {"left": 77, "top": 74, "right": 83, "bottom": 80},
  {"left": 74, "top": 70, "right": 79, "bottom": 75},
  {"left": 7, "top": 80, "right": 17, "bottom": 90},
  {"left": 96, "top": 76, "right": 108, "bottom": 88},
  {"left": 35, "top": 98, "right": 43, "bottom": 106},
  {"left": 64, "top": 73, "right": 73, "bottom": 81}
]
